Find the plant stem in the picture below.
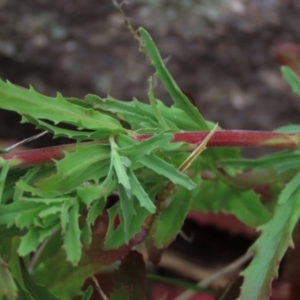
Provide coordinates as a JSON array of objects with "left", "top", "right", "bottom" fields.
[
  {"left": 0, "top": 131, "right": 299, "bottom": 168},
  {"left": 136, "top": 130, "right": 300, "bottom": 149}
]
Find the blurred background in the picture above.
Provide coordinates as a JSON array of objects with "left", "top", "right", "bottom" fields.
[
  {"left": 1, "top": 0, "right": 300, "bottom": 147},
  {"left": 1, "top": 1, "right": 300, "bottom": 298}
]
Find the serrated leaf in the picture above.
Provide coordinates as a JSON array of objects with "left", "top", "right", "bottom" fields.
[
  {"left": 217, "top": 150, "right": 300, "bottom": 175},
  {"left": 118, "top": 185, "right": 135, "bottom": 243},
  {"left": 238, "top": 170, "right": 300, "bottom": 300},
  {"left": 19, "top": 259, "right": 58, "bottom": 300},
  {"left": 139, "top": 28, "right": 209, "bottom": 130},
  {"left": 77, "top": 184, "right": 111, "bottom": 206},
  {"left": 151, "top": 186, "right": 195, "bottom": 248},
  {"left": 191, "top": 180, "right": 271, "bottom": 228},
  {"left": 0, "top": 79, "right": 123, "bottom": 132},
  {"left": 137, "top": 153, "right": 196, "bottom": 190},
  {"left": 18, "top": 227, "right": 40, "bottom": 256},
  {"left": 23, "top": 116, "right": 109, "bottom": 141},
  {"left": 33, "top": 215, "right": 144, "bottom": 300},
  {"left": 15, "top": 204, "right": 45, "bottom": 229},
  {"left": 110, "top": 137, "right": 131, "bottom": 191},
  {"left": 0, "top": 202, "right": 40, "bottom": 227},
  {"left": 105, "top": 201, "right": 150, "bottom": 250},
  {"left": 86, "top": 198, "right": 107, "bottom": 226},
  {"left": 0, "top": 256, "right": 17, "bottom": 300},
  {"left": 278, "top": 168, "right": 300, "bottom": 204},
  {"left": 63, "top": 202, "right": 82, "bottom": 265},
  {"left": 34, "top": 144, "right": 111, "bottom": 196},
  {"left": 147, "top": 76, "right": 170, "bottom": 130},
  {"left": 128, "top": 169, "right": 155, "bottom": 213},
  {"left": 81, "top": 221, "right": 92, "bottom": 247}
]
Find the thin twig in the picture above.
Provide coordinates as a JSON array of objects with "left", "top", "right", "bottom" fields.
[
  {"left": 173, "top": 252, "right": 254, "bottom": 300},
  {"left": 5, "top": 131, "right": 48, "bottom": 151},
  {"left": 111, "top": 0, "right": 150, "bottom": 60},
  {"left": 91, "top": 276, "right": 109, "bottom": 300}
]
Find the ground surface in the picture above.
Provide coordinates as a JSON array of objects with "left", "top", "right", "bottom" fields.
[{"left": 1, "top": 0, "right": 300, "bottom": 146}]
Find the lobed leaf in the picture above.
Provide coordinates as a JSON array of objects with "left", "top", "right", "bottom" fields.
[
  {"left": 63, "top": 202, "right": 82, "bottom": 266},
  {"left": 33, "top": 144, "right": 111, "bottom": 197},
  {"left": 139, "top": 27, "right": 209, "bottom": 130},
  {"left": 151, "top": 186, "right": 196, "bottom": 248},
  {"left": 0, "top": 80, "right": 123, "bottom": 133},
  {"left": 128, "top": 169, "right": 156, "bottom": 213},
  {"left": 137, "top": 153, "right": 196, "bottom": 190},
  {"left": 191, "top": 180, "right": 271, "bottom": 228},
  {"left": 238, "top": 170, "right": 300, "bottom": 300}
]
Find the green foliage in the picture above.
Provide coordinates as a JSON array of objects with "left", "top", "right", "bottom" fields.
[
  {"left": 238, "top": 170, "right": 300, "bottom": 300},
  {"left": 0, "top": 29, "right": 299, "bottom": 300}
]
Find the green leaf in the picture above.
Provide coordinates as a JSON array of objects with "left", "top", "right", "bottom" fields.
[
  {"left": 0, "top": 202, "right": 39, "bottom": 227},
  {"left": 191, "top": 180, "right": 271, "bottom": 228},
  {"left": 105, "top": 200, "right": 150, "bottom": 250},
  {"left": 238, "top": 170, "right": 300, "bottom": 300},
  {"left": 139, "top": 28, "right": 209, "bottom": 130},
  {"left": 128, "top": 169, "right": 156, "bottom": 213},
  {"left": 77, "top": 184, "right": 111, "bottom": 207},
  {"left": 0, "top": 79, "right": 123, "bottom": 132},
  {"left": 19, "top": 259, "right": 58, "bottom": 300},
  {"left": 63, "top": 202, "right": 82, "bottom": 265},
  {"left": 0, "top": 161, "right": 9, "bottom": 205},
  {"left": 81, "top": 286, "right": 93, "bottom": 300},
  {"left": 151, "top": 186, "right": 195, "bottom": 248},
  {"left": 281, "top": 66, "right": 300, "bottom": 96},
  {"left": 110, "top": 137, "right": 131, "bottom": 191},
  {"left": 147, "top": 77, "right": 170, "bottom": 129},
  {"left": 34, "top": 144, "right": 111, "bottom": 196},
  {"left": 218, "top": 150, "right": 300, "bottom": 175},
  {"left": 2, "top": 168, "right": 28, "bottom": 205},
  {"left": 23, "top": 116, "right": 109, "bottom": 141},
  {"left": 18, "top": 227, "right": 40, "bottom": 257},
  {"left": 278, "top": 168, "right": 300, "bottom": 204},
  {"left": 137, "top": 153, "right": 196, "bottom": 190},
  {"left": 86, "top": 199, "right": 107, "bottom": 226},
  {"left": 118, "top": 132, "right": 173, "bottom": 157},
  {"left": 81, "top": 221, "right": 92, "bottom": 247},
  {"left": 0, "top": 256, "right": 17, "bottom": 300},
  {"left": 118, "top": 185, "right": 135, "bottom": 243},
  {"left": 275, "top": 124, "right": 300, "bottom": 133}
]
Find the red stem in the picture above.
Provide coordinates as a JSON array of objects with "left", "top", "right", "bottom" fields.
[
  {"left": 1, "top": 130, "right": 299, "bottom": 168},
  {"left": 136, "top": 131, "right": 300, "bottom": 149}
]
